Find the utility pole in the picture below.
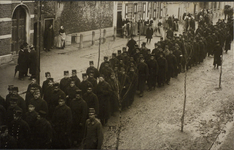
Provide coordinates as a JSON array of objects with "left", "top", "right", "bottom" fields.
[{"left": 36, "top": 1, "right": 41, "bottom": 85}]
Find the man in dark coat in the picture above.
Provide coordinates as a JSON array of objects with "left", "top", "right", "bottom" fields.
[
  {"left": 52, "top": 95, "right": 72, "bottom": 149},
  {"left": 106, "top": 73, "right": 119, "bottom": 114},
  {"left": 96, "top": 75, "right": 111, "bottom": 125},
  {"left": 47, "top": 83, "right": 66, "bottom": 120},
  {"left": 83, "top": 108, "right": 103, "bottom": 149},
  {"left": 70, "top": 90, "right": 88, "bottom": 146},
  {"left": 43, "top": 78, "right": 54, "bottom": 104},
  {"left": 5, "top": 85, "right": 14, "bottom": 109},
  {"left": 34, "top": 110, "right": 53, "bottom": 149},
  {"left": 127, "top": 35, "right": 137, "bottom": 56},
  {"left": 87, "top": 72, "right": 97, "bottom": 94},
  {"left": 147, "top": 55, "right": 158, "bottom": 90},
  {"left": 146, "top": 25, "right": 154, "bottom": 43},
  {"left": 79, "top": 73, "right": 93, "bottom": 95},
  {"left": 9, "top": 110, "right": 30, "bottom": 148},
  {"left": 24, "top": 103, "right": 38, "bottom": 148},
  {"left": 27, "top": 89, "right": 48, "bottom": 114},
  {"left": 7, "top": 87, "right": 26, "bottom": 116},
  {"left": 25, "top": 84, "right": 36, "bottom": 109},
  {"left": 225, "top": 31, "right": 232, "bottom": 53},
  {"left": 109, "top": 53, "right": 119, "bottom": 69},
  {"left": 18, "top": 45, "right": 27, "bottom": 80},
  {"left": 99, "top": 62, "right": 114, "bottom": 81},
  {"left": 83, "top": 87, "right": 99, "bottom": 116},
  {"left": 127, "top": 67, "right": 138, "bottom": 106},
  {"left": 157, "top": 52, "right": 168, "bottom": 87},
  {"left": 60, "top": 71, "right": 71, "bottom": 94},
  {"left": 0, "top": 104, "right": 6, "bottom": 126},
  {"left": 66, "top": 80, "right": 80, "bottom": 107},
  {"left": 70, "top": 69, "right": 81, "bottom": 87},
  {"left": 26, "top": 77, "right": 42, "bottom": 94},
  {"left": 42, "top": 72, "right": 51, "bottom": 97},
  {"left": 99, "top": 56, "right": 109, "bottom": 73},
  {"left": 86, "top": 61, "right": 100, "bottom": 79},
  {"left": 166, "top": 28, "right": 174, "bottom": 39},
  {"left": 137, "top": 57, "right": 149, "bottom": 97},
  {"left": 213, "top": 41, "right": 223, "bottom": 69},
  {"left": 44, "top": 24, "right": 54, "bottom": 52},
  {"left": 6, "top": 97, "right": 22, "bottom": 126},
  {"left": 118, "top": 67, "right": 130, "bottom": 109},
  {"left": 0, "top": 125, "right": 17, "bottom": 149},
  {"left": 28, "top": 45, "right": 37, "bottom": 79}
]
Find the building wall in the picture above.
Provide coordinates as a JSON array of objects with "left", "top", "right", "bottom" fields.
[{"left": 0, "top": 0, "right": 35, "bottom": 59}]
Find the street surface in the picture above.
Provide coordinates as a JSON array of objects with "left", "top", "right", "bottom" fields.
[{"left": 0, "top": 15, "right": 233, "bottom": 149}]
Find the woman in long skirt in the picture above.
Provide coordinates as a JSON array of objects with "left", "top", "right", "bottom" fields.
[{"left": 57, "top": 26, "right": 66, "bottom": 49}]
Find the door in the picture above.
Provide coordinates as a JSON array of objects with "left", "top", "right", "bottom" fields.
[
  {"left": 117, "top": 12, "right": 122, "bottom": 35},
  {"left": 12, "top": 6, "right": 26, "bottom": 52}
]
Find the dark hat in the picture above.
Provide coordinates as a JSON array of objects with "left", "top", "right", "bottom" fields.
[
  {"left": 104, "top": 56, "right": 108, "bottom": 60},
  {"left": 134, "top": 44, "right": 138, "bottom": 47},
  {"left": 64, "top": 71, "right": 69, "bottom": 75},
  {"left": 53, "top": 82, "right": 60, "bottom": 87},
  {"left": 142, "top": 42, "right": 146, "bottom": 45},
  {"left": 139, "top": 57, "right": 144, "bottom": 60},
  {"left": 89, "top": 61, "right": 94, "bottom": 65},
  {"left": 122, "top": 47, "right": 126, "bottom": 50},
  {"left": 8, "top": 85, "right": 14, "bottom": 90},
  {"left": 117, "top": 50, "right": 121, "bottom": 53},
  {"left": 160, "top": 37, "right": 163, "bottom": 40},
  {"left": 28, "top": 102, "right": 35, "bottom": 107},
  {"left": 76, "top": 89, "right": 82, "bottom": 95},
  {"left": 45, "top": 72, "right": 50, "bottom": 77},
  {"left": 0, "top": 125, "right": 8, "bottom": 133},
  {"left": 20, "top": 45, "right": 24, "bottom": 49},
  {"left": 14, "top": 110, "right": 22, "bottom": 117},
  {"left": 48, "top": 78, "right": 54, "bottom": 82},
  {"left": 12, "top": 87, "right": 18, "bottom": 92},
  {"left": 23, "top": 42, "right": 28, "bottom": 47},
  {"left": 72, "top": 70, "right": 77, "bottom": 73},
  {"left": 82, "top": 73, "right": 87, "bottom": 77},
  {"left": 112, "top": 53, "right": 116, "bottom": 56},
  {"left": 147, "top": 49, "right": 151, "bottom": 52},
  {"left": 38, "top": 110, "right": 47, "bottom": 118},
  {"left": 89, "top": 108, "right": 95, "bottom": 114},
  {"left": 58, "top": 94, "right": 65, "bottom": 100}
]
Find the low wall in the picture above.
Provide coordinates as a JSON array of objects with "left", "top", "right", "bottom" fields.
[{"left": 0, "top": 54, "right": 13, "bottom": 66}]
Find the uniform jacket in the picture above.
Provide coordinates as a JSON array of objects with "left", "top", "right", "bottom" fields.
[
  {"left": 83, "top": 92, "right": 99, "bottom": 115},
  {"left": 70, "top": 98, "right": 88, "bottom": 126},
  {"left": 60, "top": 77, "right": 71, "bottom": 94},
  {"left": 70, "top": 75, "right": 81, "bottom": 88}
]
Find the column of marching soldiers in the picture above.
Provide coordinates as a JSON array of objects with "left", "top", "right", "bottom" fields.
[{"left": 0, "top": 17, "right": 233, "bottom": 149}]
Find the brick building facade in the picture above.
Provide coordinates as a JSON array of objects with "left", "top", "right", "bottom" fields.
[{"left": 0, "top": 1, "right": 35, "bottom": 64}]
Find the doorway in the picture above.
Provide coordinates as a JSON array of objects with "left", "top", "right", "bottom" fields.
[{"left": 11, "top": 6, "right": 26, "bottom": 52}]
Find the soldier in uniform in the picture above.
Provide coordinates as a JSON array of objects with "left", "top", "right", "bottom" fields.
[
  {"left": 24, "top": 103, "right": 38, "bottom": 148},
  {"left": 147, "top": 54, "right": 158, "bottom": 90},
  {"left": 66, "top": 80, "right": 80, "bottom": 107},
  {"left": 26, "top": 77, "right": 42, "bottom": 94},
  {"left": 70, "top": 90, "right": 88, "bottom": 146},
  {"left": 43, "top": 78, "right": 54, "bottom": 104},
  {"left": 83, "top": 108, "right": 103, "bottom": 149},
  {"left": 42, "top": 72, "right": 51, "bottom": 97},
  {"left": 0, "top": 125, "right": 17, "bottom": 149},
  {"left": 25, "top": 85, "right": 36, "bottom": 109},
  {"left": 117, "top": 50, "right": 123, "bottom": 60},
  {"left": 83, "top": 87, "right": 99, "bottom": 116},
  {"left": 6, "top": 97, "right": 22, "bottom": 126},
  {"left": 52, "top": 95, "right": 72, "bottom": 148},
  {"left": 127, "top": 67, "right": 138, "bottom": 106},
  {"left": 213, "top": 41, "right": 223, "bottom": 69},
  {"left": 34, "top": 110, "right": 53, "bottom": 149},
  {"left": 96, "top": 75, "right": 111, "bottom": 125},
  {"left": 106, "top": 73, "right": 119, "bottom": 114},
  {"left": 109, "top": 53, "right": 119, "bottom": 69},
  {"left": 8, "top": 110, "right": 30, "bottom": 148},
  {"left": 157, "top": 52, "right": 168, "bottom": 87},
  {"left": 60, "top": 71, "right": 71, "bottom": 94},
  {"left": 27, "top": 89, "right": 48, "bottom": 114},
  {"left": 5, "top": 85, "right": 14, "bottom": 109},
  {"left": 79, "top": 73, "right": 93, "bottom": 95},
  {"left": 87, "top": 71, "right": 97, "bottom": 94},
  {"left": 47, "top": 83, "right": 66, "bottom": 120},
  {"left": 70, "top": 70, "right": 81, "bottom": 88},
  {"left": 137, "top": 57, "right": 149, "bottom": 97},
  {"left": 118, "top": 67, "right": 130, "bottom": 109},
  {"left": 18, "top": 45, "right": 27, "bottom": 80},
  {"left": 86, "top": 61, "right": 100, "bottom": 79},
  {"left": 127, "top": 35, "right": 137, "bottom": 56},
  {"left": 99, "top": 56, "right": 109, "bottom": 73}
]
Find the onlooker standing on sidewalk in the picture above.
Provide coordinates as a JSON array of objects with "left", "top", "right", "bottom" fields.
[
  {"left": 57, "top": 26, "right": 66, "bottom": 49},
  {"left": 44, "top": 24, "right": 54, "bottom": 52},
  {"left": 28, "top": 45, "right": 36, "bottom": 79},
  {"left": 18, "top": 45, "right": 27, "bottom": 80},
  {"left": 146, "top": 25, "right": 154, "bottom": 43}
]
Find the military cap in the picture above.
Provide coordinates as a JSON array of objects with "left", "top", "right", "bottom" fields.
[
  {"left": 122, "top": 47, "right": 126, "bottom": 50},
  {"left": 38, "top": 110, "right": 47, "bottom": 118},
  {"left": 64, "top": 71, "right": 69, "bottom": 75},
  {"left": 89, "top": 108, "right": 96, "bottom": 114},
  {"left": 89, "top": 61, "right": 94, "bottom": 65},
  {"left": 160, "top": 37, "right": 163, "bottom": 40},
  {"left": 82, "top": 73, "right": 87, "bottom": 77},
  {"left": 58, "top": 94, "right": 66, "bottom": 100},
  {"left": 48, "top": 78, "right": 54, "bottom": 82},
  {"left": 112, "top": 53, "right": 116, "bottom": 56},
  {"left": 53, "top": 82, "right": 60, "bottom": 87},
  {"left": 147, "top": 49, "right": 151, "bottom": 52},
  {"left": 8, "top": 85, "right": 14, "bottom": 90},
  {"left": 14, "top": 110, "right": 22, "bottom": 117},
  {"left": 134, "top": 44, "right": 138, "bottom": 47},
  {"left": 0, "top": 125, "right": 8, "bottom": 133},
  {"left": 142, "top": 42, "right": 146, "bottom": 45},
  {"left": 72, "top": 70, "right": 77, "bottom": 73},
  {"left": 12, "top": 87, "right": 18, "bottom": 92},
  {"left": 23, "top": 42, "right": 28, "bottom": 47},
  {"left": 45, "top": 72, "right": 50, "bottom": 77},
  {"left": 99, "top": 74, "right": 105, "bottom": 78},
  {"left": 76, "top": 89, "right": 82, "bottom": 95},
  {"left": 20, "top": 45, "right": 24, "bottom": 49},
  {"left": 117, "top": 50, "right": 121, "bottom": 53},
  {"left": 104, "top": 56, "right": 108, "bottom": 60},
  {"left": 139, "top": 57, "right": 144, "bottom": 60}
]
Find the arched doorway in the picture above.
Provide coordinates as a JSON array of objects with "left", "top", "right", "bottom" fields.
[{"left": 12, "top": 6, "right": 26, "bottom": 52}]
